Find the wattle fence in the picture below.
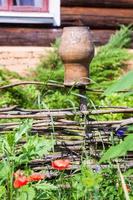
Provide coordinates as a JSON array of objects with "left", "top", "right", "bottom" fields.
[{"left": 0, "top": 81, "right": 132, "bottom": 172}]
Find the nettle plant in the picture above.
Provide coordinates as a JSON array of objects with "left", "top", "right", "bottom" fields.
[
  {"left": 101, "top": 70, "right": 133, "bottom": 163},
  {"left": 99, "top": 71, "right": 133, "bottom": 200},
  {"left": 0, "top": 120, "right": 56, "bottom": 200}
]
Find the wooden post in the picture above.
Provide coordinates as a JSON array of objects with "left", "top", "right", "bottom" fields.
[{"left": 59, "top": 26, "right": 94, "bottom": 156}]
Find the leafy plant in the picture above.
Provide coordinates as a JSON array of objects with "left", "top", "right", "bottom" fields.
[
  {"left": 0, "top": 120, "right": 55, "bottom": 200},
  {"left": 38, "top": 38, "right": 62, "bottom": 70},
  {"left": 63, "top": 163, "right": 102, "bottom": 200},
  {"left": 90, "top": 25, "right": 133, "bottom": 88},
  {"left": 100, "top": 134, "right": 133, "bottom": 163},
  {"left": 98, "top": 166, "right": 124, "bottom": 200},
  {"left": 104, "top": 70, "right": 133, "bottom": 95},
  {"left": 100, "top": 69, "right": 133, "bottom": 163}
]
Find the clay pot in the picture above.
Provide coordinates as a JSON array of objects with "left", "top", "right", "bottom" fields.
[{"left": 59, "top": 27, "right": 94, "bottom": 86}]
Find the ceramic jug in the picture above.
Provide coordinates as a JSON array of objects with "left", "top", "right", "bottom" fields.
[{"left": 59, "top": 27, "right": 94, "bottom": 86}]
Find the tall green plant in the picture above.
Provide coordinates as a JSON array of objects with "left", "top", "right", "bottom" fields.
[
  {"left": 0, "top": 120, "right": 55, "bottom": 200},
  {"left": 100, "top": 134, "right": 133, "bottom": 163}
]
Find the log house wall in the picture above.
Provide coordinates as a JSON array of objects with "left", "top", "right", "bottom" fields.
[{"left": 0, "top": 0, "right": 133, "bottom": 46}]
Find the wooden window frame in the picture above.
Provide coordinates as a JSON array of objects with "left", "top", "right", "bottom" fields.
[{"left": 0, "top": 0, "right": 60, "bottom": 26}]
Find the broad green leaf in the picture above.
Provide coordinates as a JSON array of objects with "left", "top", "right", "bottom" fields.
[
  {"left": 0, "top": 161, "right": 10, "bottom": 180},
  {"left": 104, "top": 71, "right": 133, "bottom": 95},
  {"left": 15, "top": 120, "right": 33, "bottom": 143},
  {"left": 15, "top": 136, "right": 55, "bottom": 166},
  {"left": 100, "top": 134, "right": 133, "bottom": 163},
  {"left": 17, "top": 186, "right": 35, "bottom": 200},
  {"left": 6, "top": 133, "right": 15, "bottom": 149},
  {"left": 124, "top": 169, "right": 133, "bottom": 176},
  {"left": 128, "top": 125, "right": 133, "bottom": 131},
  {"left": 22, "top": 136, "right": 55, "bottom": 157},
  {"left": 3, "top": 136, "right": 13, "bottom": 155}
]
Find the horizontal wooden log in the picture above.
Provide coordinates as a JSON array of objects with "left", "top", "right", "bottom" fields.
[
  {"left": 92, "top": 29, "right": 115, "bottom": 46},
  {"left": 0, "top": 27, "right": 133, "bottom": 47},
  {"left": 61, "top": 7, "right": 133, "bottom": 28},
  {"left": 0, "top": 27, "right": 121, "bottom": 47},
  {"left": 0, "top": 27, "right": 62, "bottom": 46},
  {"left": 61, "top": 0, "right": 133, "bottom": 8}
]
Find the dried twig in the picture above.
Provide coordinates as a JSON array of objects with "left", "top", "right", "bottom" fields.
[
  {"left": 0, "top": 119, "right": 128, "bottom": 129},
  {"left": 117, "top": 163, "right": 130, "bottom": 200},
  {"left": 0, "top": 81, "right": 64, "bottom": 90},
  {"left": 115, "top": 118, "right": 133, "bottom": 131},
  {"left": 0, "top": 105, "right": 17, "bottom": 112}
]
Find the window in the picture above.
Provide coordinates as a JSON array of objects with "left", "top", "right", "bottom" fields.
[
  {"left": 14, "top": 0, "right": 38, "bottom": 6},
  {"left": 0, "top": 0, "right": 48, "bottom": 12},
  {"left": 11, "top": 0, "right": 48, "bottom": 12},
  {"left": 0, "top": 0, "right": 60, "bottom": 26}
]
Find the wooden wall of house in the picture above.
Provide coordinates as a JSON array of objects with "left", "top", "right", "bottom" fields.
[{"left": 0, "top": 0, "right": 133, "bottom": 46}]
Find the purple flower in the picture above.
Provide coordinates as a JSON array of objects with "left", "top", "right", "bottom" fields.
[
  {"left": 116, "top": 128, "right": 126, "bottom": 138},
  {"left": 94, "top": 165, "right": 101, "bottom": 172}
]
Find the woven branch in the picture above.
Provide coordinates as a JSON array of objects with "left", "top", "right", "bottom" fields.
[
  {"left": 0, "top": 108, "right": 132, "bottom": 119},
  {"left": 0, "top": 81, "right": 64, "bottom": 90},
  {"left": 0, "top": 106, "right": 132, "bottom": 170},
  {"left": 0, "top": 119, "right": 131, "bottom": 132}
]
